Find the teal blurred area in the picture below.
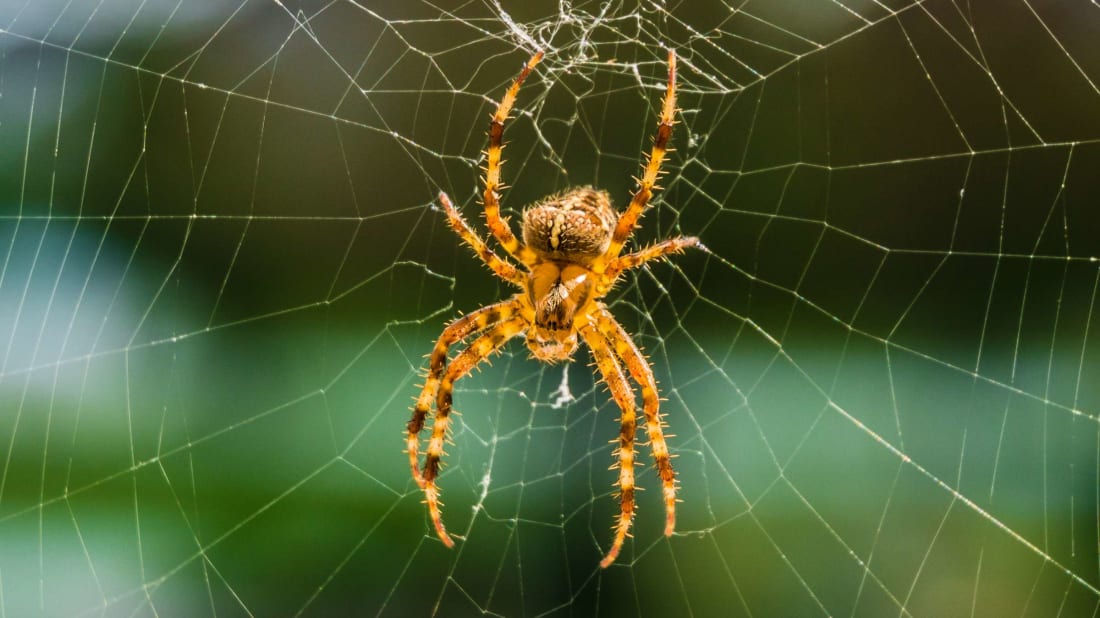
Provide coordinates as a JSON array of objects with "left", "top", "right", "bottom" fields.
[{"left": 0, "top": 1, "right": 1098, "bottom": 616}]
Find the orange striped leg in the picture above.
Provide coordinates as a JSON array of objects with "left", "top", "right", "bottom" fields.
[
  {"left": 595, "top": 306, "right": 677, "bottom": 537},
  {"left": 605, "top": 49, "right": 678, "bottom": 261},
  {"left": 439, "top": 192, "right": 524, "bottom": 287},
  {"left": 580, "top": 324, "right": 639, "bottom": 568},
  {"left": 607, "top": 236, "right": 702, "bottom": 280},
  {"left": 422, "top": 316, "right": 526, "bottom": 547},
  {"left": 483, "top": 51, "right": 542, "bottom": 265},
  {"left": 407, "top": 298, "right": 521, "bottom": 488}
]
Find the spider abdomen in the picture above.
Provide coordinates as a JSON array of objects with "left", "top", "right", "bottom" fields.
[{"left": 522, "top": 186, "right": 616, "bottom": 263}]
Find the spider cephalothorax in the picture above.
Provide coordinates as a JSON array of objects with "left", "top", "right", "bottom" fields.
[{"left": 406, "top": 49, "right": 702, "bottom": 568}]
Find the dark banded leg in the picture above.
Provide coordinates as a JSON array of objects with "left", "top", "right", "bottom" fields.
[
  {"left": 422, "top": 316, "right": 527, "bottom": 546},
  {"left": 406, "top": 298, "right": 521, "bottom": 488},
  {"left": 607, "top": 236, "right": 701, "bottom": 280},
  {"left": 594, "top": 305, "right": 677, "bottom": 538},
  {"left": 604, "top": 49, "right": 678, "bottom": 261},
  {"left": 483, "top": 51, "right": 542, "bottom": 265},
  {"left": 439, "top": 192, "right": 524, "bottom": 287},
  {"left": 580, "top": 324, "right": 639, "bottom": 568}
]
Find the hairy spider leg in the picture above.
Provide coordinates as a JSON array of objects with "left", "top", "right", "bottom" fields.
[
  {"left": 580, "top": 324, "right": 639, "bottom": 568},
  {"left": 422, "top": 315, "right": 528, "bottom": 546},
  {"left": 595, "top": 306, "right": 678, "bottom": 538},
  {"left": 607, "top": 236, "right": 702, "bottom": 282},
  {"left": 483, "top": 51, "right": 542, "bottom": 265},
  {"left": 604, "top": 49, "right": 678, "bottom": 262},
  {"left": 407, "top": 299, "right": 522, "bottom": 487},
  {"left": 439, "top": 192, "right": 524, "bottom": 287}
]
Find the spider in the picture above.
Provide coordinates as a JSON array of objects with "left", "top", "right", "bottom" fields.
[{"left": 406, "top": 48, "right": 701, "bottom": 568}]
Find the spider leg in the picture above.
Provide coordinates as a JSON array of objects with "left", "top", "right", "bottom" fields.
[
  {"left": 439, "top": 192, "right": 525, "bottom": 287},
  {"left": 593, "top": 305, "right": 678, "bottom": 538},
  {"left": 407, "top": 298, "right": 522, "bottom": 488},
  {"left": 483, "top": 51, "right": 541, "bottom": 265},
  {"left": 580, "top": 324, "right": 638, "bottom": 568},
  {"left": 607, "top": 236, "right": 702, "bottom": 280},
  {"left": 603, "top": 49, "right": 678, "bottom": 263},
  {"left": 422, "top": 315, "right": 527, "bottom": 547}
]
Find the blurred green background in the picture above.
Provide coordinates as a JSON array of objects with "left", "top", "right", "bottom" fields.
[{"left": 0, "top": 1, "right": 1098, "bottom": 616}]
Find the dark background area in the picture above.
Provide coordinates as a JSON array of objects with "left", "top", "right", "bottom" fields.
[{"left": 0, "top": 1, "right": 1098, "bottom": 615}]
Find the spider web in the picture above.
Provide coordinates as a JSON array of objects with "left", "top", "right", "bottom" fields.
[{"left": 0, "top": 0, "right": 1098, "bottom": 615}]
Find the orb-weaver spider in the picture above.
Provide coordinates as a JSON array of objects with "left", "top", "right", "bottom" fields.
[{"left": 406, "top": 49, "right": 701, "bottom": 568}]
